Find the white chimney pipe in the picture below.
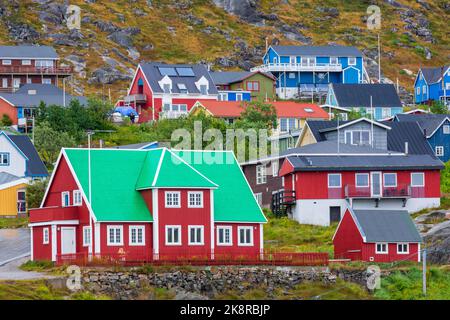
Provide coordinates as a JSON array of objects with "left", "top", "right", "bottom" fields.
[{"left": 405, "top": 142, "right": 409, "bottom": 155}]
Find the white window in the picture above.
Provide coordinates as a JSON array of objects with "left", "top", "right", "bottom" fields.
[
  {"left": 0, "top": 152, "right": 10, "bottom": 165},
  {"left": 288, "top": 72, "right": 296, "bottom": 78},
  {"left": 416, "top": 87, "right": 420, "bottom": 95},
  {"left": 383, "top": 173, "right": 397, "bottom": 187},
  {"left": 73, "top": 190, "right": 82, "bottom": 206},
  {"left": 107, "top": 226, "right": 123, "bottom": 246},
  {"left": 217, "top": 226, "right": 232, "bottom": 246},
  {"left": 163, "top": 83, "right": 171, "bottom": 93},
  {"left": 165, "top": 191, "right": 181, "bottom": 208},
  {"left": 411, "top": 172, "right": 424, "bottom": 187},
  {"left": 2, "top": 60, "right": 11, "bottom": 65},
  {"left": 381, "top": 108, "right": 391, "bottom": 118},
  {"left": 2, "top": 78, "right": 7, "bottom": 88},
  {"left": 17, "top": 190, "right": 26, "bottom": 213},
  {"left": 22, "top": 59, "right": 31, "bottom": 65},
  {"left": 328, "top": 174, "right": 341, "bottom": 188},
  {"left": 422, "top": 85, "right": 427, "bottom": 94},
  {"left": 188, "top": 226, "right": 204, "bottom": 245},
  {"left": 61, "top": 191, "right": 70, "bottom": 207},
  {"left": 42, "top": 78, "right": 52, "bottom": 84},
  {"left": 345, "top": 130, "right": 371, "bottom": 146},
  {"left": 218, "top": 92, "right": 228, "bottom": 101},
  {"left": 13, "top": 78, "right": 21, "bottom": 88},
  {"left": 355, "top": 173, "right": 369, "bottom": 187},
  {"left": 188, "top": 191, "right": 203, "bottom": 208},
  {"left": 397, "top": 243, "right": 409, "bottom": 254},
  {"left": 289, "top": 56, "right": 296, "bottom": 64},
  {"left": 375, "top": 243, "right": 388, "bottom": 254},
  {"left": 256, "top": 165, "right": 267, "bottom": 185},
  {"left": 83, "top": 226, "right": 91, "bottom": 247},
  {"left": 443, "top": 125, "right": 450, "bottom": 134},
  {"left": 272, "top": 161, "right": 279, "bottom": 177},
  {"left": 35, "top": 60, "right": 54, "bottom": 68},
  {"left": 129, "top": 226, "right": 145, "bottom": 246},
  {"left": 200, "top": 84, "right": 208, "bottom": 95},
  {"left": 348, "top": 57, "right": 356, "bottom": 65},
  {"left": 43, "top": 227, "right": 49, "bottom": 244},
  {"left": 236, "top": 93, "right": 243, "bottom": 101},
  {"left": 330, "top": 57, "right": 338, "bottom": 65},
  {"left": 254, "top": 193, "right": 262, "bottom": 206},
  {"left": 238, "top": 226, "right": 253, "bottom": 246},
  {"left": 165, "top": 225, "right": 181, "bottom": 245},
  {"left": 435, "top": 146, "right": 444, "bottom": 157},
  {"left": 280, "top": 118, "right": 297, "bottom": 132}
]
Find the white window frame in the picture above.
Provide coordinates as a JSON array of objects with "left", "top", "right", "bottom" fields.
[
  {"left": 416, "top": 87, "right": 420, "bottom": 95},
  {"left": 129, "top": 225, "right": 146, "bottom": 246},
  {"left": 422, "top": 85, "right": 427, "bottom": 94},
  {"left": 254, "top": 193, "right": 262, "bottom": 206},
  {"left": 272, "top": 160, "right": 279, "bottom": 177},
  {"left": 188, "top": 225, "right": 204, "bottom": 245},
  {"left": 83, "top": 226, "right": 91, "bottom": 247},
  {"left": 188, "top": 191, "right": 203, "bottom": 208},
  {"left": 43, "top": 227, "right": 49, "bottom": 244},
  {"left": 383, "top": 173, "right": 397, "bottom": 187},
  {"left": 435, "top": 146, "right": 444, "bottom": 157},
  {"left": 397, "top": 243, "right": 409, "bottom": 254},
  {"left": 165, "top": 225, "right": 181, "bottom": 246},
  {"left": 355, "top": 173, "right": 369, "bottom": 188},
  {"left": 443, "top": 125, "right": 450, "bottom": 134},
  {"left": 61, "top": 191, "right": 70, "bottom": 207},
  {"left": 256, "top": 165, "right": 267, "bottom": 185},
  {"left": 107, "top": 225, "right": 123, "bottom": 246},
  {"left": 165, "top": 191, "right": 181, "bottom": 208},
  {"left": 2, "top": 59, "right": 11, "bottom": 65},
  {"left": 73, "top": 190, "right": 82, "bottom": 206},
  {"left": 236, "top": 93, "right": 243, "bottom": 101},
  {"left": 17, "top": 190, "right": 26, "bottom": 213},
  {"left": 238, "top": 226, "right": 254, "bottom": 246},
  {"left": 348, "top": 57, "right": 356, "bottom": 65},
  {"left": 381, "top": 108, "right": 391, "bottom": 118},
  {"left": 375, "top": 242, "right": 388, "bottom": 254},
  {"left": 330, "top": 56, "right": 338, "bottom": 65},
  {"left": 411, "top": 172, "right": 425, "bottom": 187},
  {"left": 21, "top": 59, "right": 31, "bottom": 65},
  {"left": 344, "top": 130, "right": 371, "bottom": 146},
  {"left": 217, "top": 226, "right": 233, "bottom": 246},
  {"left": 328, "top": 173, "right": 342, "bottom": 188}
]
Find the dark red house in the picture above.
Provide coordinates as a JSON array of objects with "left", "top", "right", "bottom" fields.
[{"left": 333, "top": 208, "right": 422, "bottom": 262}]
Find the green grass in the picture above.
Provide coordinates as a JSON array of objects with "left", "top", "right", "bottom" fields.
[
  {"left": 0, "top": 280, "right": 66, "bottom": 300},
  {"left": 0, "top": 217, "right": 29, "bottom": 229},
  {"left": 264, "top": 217, "right": 336, "bottom": 255}
]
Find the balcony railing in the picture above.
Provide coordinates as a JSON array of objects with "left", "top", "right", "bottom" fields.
[
  {"left": 159, "top": 111, "right": 188, "bottom": 119},
  {"left": 29, "top": 206, "right": 79, "bottom": 223},
  {"left": 124, "top": 93, "right": 147, "bottom": 104},
  {"left": 250, "top": 62, "right": 343, "bottom": 73},
  {"left": 0, "top": 66, "right": 73, "bottom": 75},
  {"left": 344, "top": 184, "right": 412, "bottom": 199}
]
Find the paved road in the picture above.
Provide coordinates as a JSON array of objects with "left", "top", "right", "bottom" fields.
[
  {"left": 0, "top": 228, "right": 30, "bottom": 266},
  {"left": 0, "top": 256, "right": 56, "bottom": 280}
]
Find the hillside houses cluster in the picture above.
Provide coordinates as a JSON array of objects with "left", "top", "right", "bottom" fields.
[{"left": 0, "top": 44, "right": 448, "bottom": 265}]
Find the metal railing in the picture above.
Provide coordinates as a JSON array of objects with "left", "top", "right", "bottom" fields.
[
  {"left": 344, "top": 184, "right": 412, "bottom": 198},
  {"left": 159, "top": 111, "right": 188, "bottom": 119},
  {"left": 124, "top": 93, "right": 147, "bottom": 104},
  {"left": 251, "top": 62, "right": 343, "bottom": 73},
  {"left": 29, "top": 206, "right": 79, "bottom": 223},
  {"left": 0, "top": 65, "right": 73, "bottom": 74}
]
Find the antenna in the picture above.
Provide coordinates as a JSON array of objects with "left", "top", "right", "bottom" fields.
[
  {"left": 370, "top": 95, "right": 374, "bottom": 148},
  {"left": 337, "top": 114, "right": 340, "bottom": 155},
  {"left": 378, "top": 33, "right": 381, "bottom": 83}
]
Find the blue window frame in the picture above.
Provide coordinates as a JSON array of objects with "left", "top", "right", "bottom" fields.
[{"left": 0, "top": 152, "right": 10, "bottom": 166}]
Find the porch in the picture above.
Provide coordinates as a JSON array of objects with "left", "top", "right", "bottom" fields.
[{"left": 29, "top": 206, "right": 79, "bottom": 224}]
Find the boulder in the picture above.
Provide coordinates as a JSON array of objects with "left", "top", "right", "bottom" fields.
[
  {"left": 88, "top": 66, "right": 132, "bottom": 85},
  {"left": 423, "top": 220, "right": 450, "bottom": 264}
]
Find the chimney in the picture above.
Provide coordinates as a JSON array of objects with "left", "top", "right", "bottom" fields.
[
  {"left": 423, "top": 128, "right": 427, "bottom": 137},
  {"left": 405, "top": 141, "right": 408, "bottom": 155}
]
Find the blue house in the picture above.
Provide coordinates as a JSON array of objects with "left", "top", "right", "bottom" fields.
[
  {"left": 394, "top": 114, "right": 450, "bottom": 162},
  {"left": 251, "top": 45, "right": 368, "bottom": 99},
  {"left": 324, "top": 83, "right": 403, "bottom": 121},
  {"left": 414, "top": 65, "right": 450, "bottom": 106}
]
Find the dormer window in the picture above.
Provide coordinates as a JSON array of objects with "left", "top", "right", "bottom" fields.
[
  {"left": 158, "top": 75, "right": 172, "bottom": 93},
  {"left": 200, "top": 85, "right": 207, "bottom": 95},
  {"left": 177, "top": 83, "right": 188, "bottom": 94},
  {"left": 195, "top": 76, "right": 209, "bottom": 95},
  {"left": 163, "top": 83, "right": 171, "bottom": 93}
]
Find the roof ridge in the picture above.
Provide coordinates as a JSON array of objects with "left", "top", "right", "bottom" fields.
[{"left": 151, "top": 148, "right": 166, "bottom": 187}]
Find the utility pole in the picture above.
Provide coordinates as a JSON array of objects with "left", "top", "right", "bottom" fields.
[
  {"left": 87, "top": 131, "right": 94, "bottom": 258},
  {"left": 32, "top": 116, "right": 35, "bottom": 145},
  {"left": 422, "top": 248, "right": 427, "bottom": 296},
  {"left": 63, "top": 78, "right": 66, "bottom": 108},
  {"left": 370, "top": 95, "right": 374, "bottom": 147},
  {"left": 378, "top": 33, "right": 381, "bottom": 83}
]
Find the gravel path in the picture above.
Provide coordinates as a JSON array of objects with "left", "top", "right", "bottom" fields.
[{"left": 0, "top": 256, "right": 56, "bottom": 280}]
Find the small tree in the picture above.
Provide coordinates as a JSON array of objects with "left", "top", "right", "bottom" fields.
[
  {"left": 0, "top": 114, "right": 13, "bottom": 126},
  {"left": 26, "top": 179, "right": 49, "bottom": 210},
  {"left": 430, "top": 101, "right": 448, "bottom": 114},
  {"left": 234, "top": 101, "right": 277, "bottom": 130}
]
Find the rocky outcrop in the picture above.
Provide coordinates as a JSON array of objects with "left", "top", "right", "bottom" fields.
[
  {"left": 423, "top": 219, "right": 450, "bottom": 265},
  {"left": 88, "top": 66, "right": 132, "bottom": 85},
  {"left": 212, "top": 0, "right": 277, "bottom": 25}
]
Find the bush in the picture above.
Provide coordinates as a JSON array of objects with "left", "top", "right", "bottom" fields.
[
  {"left": 0, "top": 114, "right": 13, "bottom": 126},
  {"left": 26, "top": 179, "right": 49, "bottom": 210}
]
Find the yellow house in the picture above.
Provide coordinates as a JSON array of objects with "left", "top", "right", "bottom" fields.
[{"left": 0, "top": 173, "right": 28, "bottom": 217}]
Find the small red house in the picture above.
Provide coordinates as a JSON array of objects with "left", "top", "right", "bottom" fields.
[
  {"left": 333, "top": 208, "right": 422, "bottom": 262},
  {"left": 121, "top": 62, "right": 218, "bottom": 122},
  {"left": 29, "top": 148, "right": 266, "bottom": 263}
]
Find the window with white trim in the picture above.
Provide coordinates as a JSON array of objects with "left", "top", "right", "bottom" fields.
[
  {"left": 200, "top": 84, "right": 208, "bottom": 95},
  {"left": 422, "top": 85, "right": 427, "bottom": 94},
  {"left": 188, "top": 226, "right": 204, "bottom": 245},
  {"left": 236, "top": 93, "right": 243, "bottom": 101},
  {"left": 417, "top": 87, "right": 420, "bottom": 95},
  {"left": 218, "top": 92, "right": 228, "bottom": 101},
  {"left": 381, "top": 108, "right": 391, "bottom": 118},
  {"left": 256, "top": 165, "right": 267, "bottom": 185},
  {"left": 188, "top": 192, "right": 203, "bottom": 208},
  {"left": 375, "top": 243, "right": 388, "bottom": 254},
  {"left": 43, "top": 227, "right": 49, "bottom": 244},
  {"left": 328, "top": 174, "right": 341, "bottom": 188},
  {"left": 348, "top": 57, "right": 356, "bottom": 65},
  {"left": 83, "top": 226, "right": 91, "bottom": 247},
  {"left": 107, "top": 226, "right": 123, "bottom": 246},
  {"left": 22, "top": 59, "right": 31, "bottom": 65},
  {"left": 17, "top": 190, "right": 26, "bottom": 214},
  {"left": 129, "top": 226, "right": 145, "bottom": 246},
  {"left": 330, "top": 56, "right": 338, "bottom": 65},
  {"left": 435, "top": 146, "right": 444, "bottom": 157},
  {"left": 280, "top": 118, "right": 297, "bottom": 132},
  {"left": 397, "top": 243, "right": 409, "bottom": 254},
  {"left": 61, "top": 191, "right": 70, "bottom": 207},
  {"left": 0, "top": 152, "right": 10, "bottom": 166},
  {"left": 355, "top": 173, "right": 369, "bottom": 187},
  {"left": 345, "top": 130, "right": 371, "bottom": 146},
  {"left": 165, "top": 191, "right": 181, "bottom": 208},
  {"left": 217, "top": 226, "right": 232, "bottom": 246},
  {"left": 411, "top": 172, "right": 424, "bottom": 187},
  {"left": 238, "top": 226, "right": 253, "bottom": 246},
  {"left": 443, "top": 125, "right": 450, "bottom": 134},
  {"left": 73, "top": 190, "right": 82, "bottom": 206},
  {"left": 165, "top": 225, "right": 181, "bottom": 245},
  {"left": 272, "top": 160, "right": 279, "bottom": 177},
  {"left": 254, "top": 193, "right": 262, "bottom": 206},
  {"left": 2, "top": 60, "right": 11, "bottom": 65},
  {"left": 383, "top": 173, "right": 397, "bottom": 187}
]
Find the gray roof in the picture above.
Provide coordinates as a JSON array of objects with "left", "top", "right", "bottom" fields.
[
  {"left": 282, "top": 141, "right": 398, "bottom": 156},
  {"left": 332, "top": 84, "right": 402, "bottom": 108},
  {"left": 0, "top": 172, "right": 22, "bottom": 185},
  {"left": 6, "top": 134, "right": 48, "bottom": 177},
  {"left": 352, "top": 209, "right": 422, "bottom": 243},
  {"left": 140, "top": 62, "right": 218, "bottom": 95},
  {"left": 0, "top": 45, "right": 58, "bottom": 59},
  {"left": 394, "top": 114, "right": 450, "bottom": 137},
  {"left": 271, "top": 45, "right": 362, "bottom": 57},
  {"left": 0, "top": 84, "right": 87, "bottom": 108},
  {"left": 111, "top": 141, "right": 158, "bottom": 149},
  {"left": 420, "top": 65, "right": 449, "bottom": 84},
  {"left": 210, "top": 71, "right": 274, "bottom": 85}
]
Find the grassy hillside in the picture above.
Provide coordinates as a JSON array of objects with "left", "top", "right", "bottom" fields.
[{"left": 0, "top": 0, "right": 448, "bottom": 101}]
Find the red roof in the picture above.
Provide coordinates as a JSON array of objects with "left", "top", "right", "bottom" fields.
[{"left": 193, "top": 100, "right": 328, "bottom": 119}]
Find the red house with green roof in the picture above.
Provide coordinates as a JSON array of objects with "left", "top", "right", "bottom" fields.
[{"left": 28, "top": 148, "right": 266, "bottom": 263}]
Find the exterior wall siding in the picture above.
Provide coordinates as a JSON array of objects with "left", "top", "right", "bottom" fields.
[
  {"left": 0, "top": 183, "right": 27, "bottom": 216},
  {"left": 427, "top": 118, "right": 450, "bottom": 162},
  {"left": 214, "top": 223, "right": 261, "bottom": 258},
  {"left": 0, "top": 99, "right": 18, "bottom": 125},
  {"left": 0, "top": 134, "right": 27, "bottom": 176},
  {"left": 323, "top": 122, "right": 388, "bottom": 150},
  {"left": 333, "top": 210, "right": 363, "bottom": 260}
]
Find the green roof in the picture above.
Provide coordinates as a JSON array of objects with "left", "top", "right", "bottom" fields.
[{"left": 63, "top": 148, "right": 266, "bottom": 223}]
